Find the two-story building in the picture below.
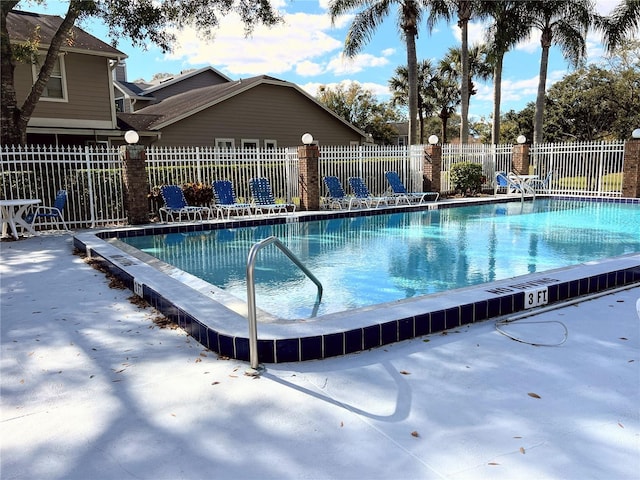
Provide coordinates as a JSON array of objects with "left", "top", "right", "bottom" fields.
[{"left": 8, "top": 9, "right": 367, "bottom": 148}]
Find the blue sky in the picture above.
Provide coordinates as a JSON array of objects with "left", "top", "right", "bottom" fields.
[{"left": 35, "top": 0, "right": 621, "bottom": 119}]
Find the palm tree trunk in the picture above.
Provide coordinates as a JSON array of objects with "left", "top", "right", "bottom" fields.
[
  {"left": 406, "top": 32, "right": 419, "bottom": 145},
  {"left": 459, "top": 20, "right": 469, "bottom": 144},
  {"left": 534, "top": 29, "right": 552, "bottom": 144},
  {"left": 491, "top": 54, "right": 504, "bottom": 144}
]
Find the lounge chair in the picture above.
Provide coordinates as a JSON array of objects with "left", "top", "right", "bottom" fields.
[
  {"left": 25, "top": 189, "right": 70, "bottom": 231},
  {"left": 348, "top": 176, "right": 390, "bottom": 208},
  {"left": 212, "top": 180, "right": 252, "bottom": 219},
  {"left": 249, "top": 177, "right": 296, "bottom": 215},
  {"left": 384, "top": 171, "right": 439, "bottom": 204},
  {"left": 159, "top": 185, "right": 211, "bottom": 222},
  {"left": 322, "top": 176, "right": 362, "bottom": 210},
  {"left": 494, "top": 172, "right": 533, "bottom": 196},
  {"left": 528, "top": 170, "right": 553, "bottom": 194}
]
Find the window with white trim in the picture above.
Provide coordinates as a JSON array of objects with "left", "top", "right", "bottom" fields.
[
  {"left": 32, "top": 54, "right": 67, "bottom": 101},
  {"left": 264, "top": 139, "right": 277, "bottom": 149},
  {"left": 215, "top": 138, "right": 235, "bottom": 149},
  {"left": 241, "top": 139, "right": 259, "bottom": 149}
]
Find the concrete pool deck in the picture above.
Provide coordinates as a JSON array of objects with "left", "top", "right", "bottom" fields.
[{"left": 1, "top": 232, "right": 639, "bottom": 479}]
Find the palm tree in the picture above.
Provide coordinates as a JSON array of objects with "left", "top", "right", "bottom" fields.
[
  {"left": 596, "top": 0, "right": 640, "bottom": 53},
  {"left": 389, "top": 60, "right": 437, "bottom": 143},
  {"left": 329, "top": 0, "right": 451, "bottom": 145},
  {"left": 438, "top": 44, "right": 491, "bottom": 125},
  {"left": 524, "top": 0, "right": 593, "bottom": 144},
  {"left": 428, "top": 75, "right": 460, "bottom": 143},
  {"left": 454, "top": 0, "right": 473, "bottom": 144},
  {"left": 482, "top": 1, "right": 532, "bottom": 144}
]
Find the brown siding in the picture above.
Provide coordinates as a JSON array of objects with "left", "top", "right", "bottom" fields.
[
  {"left": 15, "top": 52, "right": 113, "bottom": 122},
  {"left": 151, "top": 71, "right": 229, "bottom": 103},
  {"left": 155, "top": 83, "right": 361, "bottom": 146}
]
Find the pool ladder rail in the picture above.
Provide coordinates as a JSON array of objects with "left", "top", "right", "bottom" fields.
[{"left": 245, "top": 236, "right": 323, "bottom": 375}]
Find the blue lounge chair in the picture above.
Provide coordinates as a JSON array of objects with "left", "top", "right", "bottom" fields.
[
  {"left": 494, "top": 172, "right": 534, "bottom": 196},
  {"left": 249, "top": 177, "right": 296, "bottom": 215},
  {"left": 528, "top": 170, "right": 553, "bottom": 194},
  {"left": 25, "top": 189, "right": 70, "bottom": 231},
  {"left": 348, "top": 176, "right": 390, "bottom": 208},
  {"left": 212, "top": 180, "right": 252, "bottom": 219},
  {"left": 322, "top": 176, "right": 362, "bottom": 210},
  {"left": 384, "top": 171, "right": 439, "bottom": 204},
  {"left": 159, "top": 185, "right": 211, "bottom": 222}
]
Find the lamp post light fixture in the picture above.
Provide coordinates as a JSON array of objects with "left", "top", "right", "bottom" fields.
[
  {"left": 301, "top": 133, "right": 314, "bottom": 145},
  {"left": 124, "top": 130, "right": 139, "bottom": 144},
  {"left": 516, "top": 135, "right": 527, "bottom": 144},
  {"left": 632, "top": 128, "right": 640, "bottom": 139},
  {"left": 428, "top": 135, "right": 439, "bottom": 145}
]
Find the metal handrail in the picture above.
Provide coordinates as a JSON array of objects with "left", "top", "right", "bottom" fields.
[{"left": 246, "top": 236, "right": 323, "bottom": 373}]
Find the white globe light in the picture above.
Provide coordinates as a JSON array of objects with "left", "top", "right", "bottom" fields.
[
  {"left": 301, "top": 133, "right": 314, "bottom": 145},
  {"left": 428, "top": 135, "right": 438, "bottom": 145},
  {"left": 517, "top": 135, "right": 527, "bottom": 144},
  {"left": 632, "top": 128, "right": 640, "bottom": 139},
  {"left": 124, "top": 130, "right": 139, "bottom": 144}
]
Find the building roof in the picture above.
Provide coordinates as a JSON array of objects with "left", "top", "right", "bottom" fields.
[
  {"left": 120, "top": 75, "right": 367, "bottom": 137},
  {"left": 141, "top": 66, "right": 232, "bottom": 93},
  {"left": 7, "top": 10, "right": 126, "bottom": 59}
]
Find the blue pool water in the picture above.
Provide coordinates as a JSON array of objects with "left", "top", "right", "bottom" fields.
[{"left": 121, "top": 199, "right": 640, "bottom": 319}]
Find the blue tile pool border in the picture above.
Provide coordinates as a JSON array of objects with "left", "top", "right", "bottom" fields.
[{"left": 74, "top": 196, "right": 640, "bottom": 363}]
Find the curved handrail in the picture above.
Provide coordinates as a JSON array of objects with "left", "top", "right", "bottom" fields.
[{"left": 246, "top": 236, "right": 323, "bottom": 372}]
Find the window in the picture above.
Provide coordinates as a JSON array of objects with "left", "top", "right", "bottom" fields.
[
  {"left": 241, "top": 139, "right": 259, "bottom": 149},
  {"left": 33, "top": 54, "right": 67, "bottom": 101},
  {"left": 264, "top": 139, "right": 277, "bottom": 149},
  {"left": 215, "top": 138, "right": 235, "bottom": 149}
]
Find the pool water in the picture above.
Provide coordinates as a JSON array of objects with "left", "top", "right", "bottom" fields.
[{"left": 121, "top": 199, "right": 640, "bottom": 319}]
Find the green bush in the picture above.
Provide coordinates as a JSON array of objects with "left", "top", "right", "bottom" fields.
[{"left": 450, "top": 162, "right": 485, "bottom": 196}]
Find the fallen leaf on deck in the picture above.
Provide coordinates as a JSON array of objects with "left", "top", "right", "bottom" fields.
[
  {"left": 411, "top": 431, "right": 419, "bottom": 437},
  {"left": 520, "top": 447, "right": 526, "bottom": 454},
  {"left": 619, "top": 337, "right": 628, "bottom": 341},
  {"left": 400, "top": 370, "right": 411, "bottom": 375},
  {"left": 195, "top": 358, "right": 202, "bottom": 363},
  {"left": 618, "top": 422, "right": 624, "bottom": 428},
  {"left": 488, "top": 462, "right": 500, "bottom": 466},
  {"left": 528, "top": 392, "right": 541, "bottom": 399},
  {"left": 211, "top": 381, "right": 220, "bottom": 385}
]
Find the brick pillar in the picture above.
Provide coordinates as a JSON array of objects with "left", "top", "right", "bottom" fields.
[
  {"left": 120, "top": 144, "right": 150, "bottom": 224},
  {"left": 512, "top": 144, "right": 530, "bottom": 174},
  {"left": 298, "top": 144, "right": 320, "bottom": 211},
  {"left": 424, "top": 144, "right": 441, "bottom": 193},
  {"left": 622, "top": 138, "right": 640, "bottom": 198}
]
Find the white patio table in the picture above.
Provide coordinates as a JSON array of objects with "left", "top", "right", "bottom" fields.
[{"left": 0, "top": 199, "right": 41, "bottom": 240}]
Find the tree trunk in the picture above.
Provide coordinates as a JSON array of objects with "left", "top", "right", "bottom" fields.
[
  {"left": 458, "top": 1, "right": 471, "bottom": 144},
  {"left": 406, "top": 32, "right": 419, "bottom": 146},
  {"left": 534, "top": 28, "right": 552, "bottom": 144},
  {"left": 491, "top": 53, "right": 504, "bottom": 144},
  {"left": 440, "top": 110, "right": 449, "bottom": 144},
  {"left": 1, "top": 2, "right": 81, "bottom": 145},
  {"left": 1, "top": 1, "right": 21, "bottom": 145}
]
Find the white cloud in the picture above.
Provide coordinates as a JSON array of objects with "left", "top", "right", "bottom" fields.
[
  {"left": 450, "top": 21, "right": 490, "bottom": 47},
  {"left": 326, "top": 52, "right": 390, "bottom": 75},
  {"left": 300, "top": 79, "right": 390, "bottom": 98},
  {"left": 164, "top": 11, "right": 343, "bottom": 76},
  {"left": 296, "top": 60, "right": 324, "bottom": 77}
]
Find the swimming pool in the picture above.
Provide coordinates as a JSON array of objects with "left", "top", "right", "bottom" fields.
[
  {"left": 74, "top": 196, "right": 640, "bottom": 363},
  {"left": 119, "top": 199, "right": 640, "bottom": 320}
]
